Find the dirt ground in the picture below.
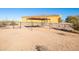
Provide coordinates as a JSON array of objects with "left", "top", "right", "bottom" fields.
[{"left": 0, "top": 27, "right": 79, "bottom": 51}]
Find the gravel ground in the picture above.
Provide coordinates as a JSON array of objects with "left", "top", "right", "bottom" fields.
[{"left": 0, "top": 28, "right": 79, "bottom": 51}]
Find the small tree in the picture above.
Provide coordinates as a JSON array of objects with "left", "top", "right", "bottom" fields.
[
  {"left": 65, "top": 16, "right": 79, "bottom": 30},
  {"left": 58, "top": 18, "right": 62, "bottom": 23},
  {"left": 10, "top": 21, "right": 17, "bottom": 29},
  {"left": 0, "top": 21, "right": 8, "bottom": 27}
]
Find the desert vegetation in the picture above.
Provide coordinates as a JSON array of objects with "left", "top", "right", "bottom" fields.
[
  {"left": 0, "top": 21, "right": 18, "bottom": 29},
  {"left": 65, "top": 16, "right": 79, "bottom": 31}
]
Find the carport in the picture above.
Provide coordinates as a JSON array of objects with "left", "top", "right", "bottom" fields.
[{"left": 27, "top": 17, "right": 50, "bottom": 27}]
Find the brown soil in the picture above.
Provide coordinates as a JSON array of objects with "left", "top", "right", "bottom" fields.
[{"left": 0, "top": 28, "right": 79, "bottom": 51}]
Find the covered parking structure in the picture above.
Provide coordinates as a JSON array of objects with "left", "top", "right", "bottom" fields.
[
  {"left": 27, "top": 17, "right": 50, "bottom": 27},
  {"left": 19, "top": 17, "right": 50, "bottom": 29}
]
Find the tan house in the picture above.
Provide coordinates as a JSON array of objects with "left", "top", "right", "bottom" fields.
[{"left": 21, "top": 15, "right": 61, "bottom": 23}]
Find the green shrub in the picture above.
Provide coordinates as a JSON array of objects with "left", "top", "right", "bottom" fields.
[{"left": 65, "top": 16, "right": 79, "bottom": 31}]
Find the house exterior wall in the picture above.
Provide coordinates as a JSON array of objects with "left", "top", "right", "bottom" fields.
[{"left": 21, "top": 15, "right": 61, "bottom": 23}]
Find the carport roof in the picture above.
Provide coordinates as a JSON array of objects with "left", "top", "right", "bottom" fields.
[{"left": 28, "top": 17, "right": 50, "bottom": 20}]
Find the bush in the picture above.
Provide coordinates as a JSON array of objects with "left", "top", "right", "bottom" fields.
[
  {"left": 0, "top": 21, "right": 8, "bottom": 27},
  {"left": 65, "top": 16, "right": 79, "bottom": 31}
]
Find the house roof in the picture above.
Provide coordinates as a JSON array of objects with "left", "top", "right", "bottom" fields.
[{"left": 22, "top": 15, "right": 60, "bottom": 18}]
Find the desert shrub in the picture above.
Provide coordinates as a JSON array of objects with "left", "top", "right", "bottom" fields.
[
  {"left": 65, "top": 16, "right": 79, "bottom": 31},
  {"left": 9, "top": 21, "right": 18, "bottom": 29},
  {"left": 0, "top": 21, "right": 8, "bottom": 27}
]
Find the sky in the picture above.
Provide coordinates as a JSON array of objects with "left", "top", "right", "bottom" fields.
[{"left": 0, "top": 8, "right": 79, "bottom": 21}]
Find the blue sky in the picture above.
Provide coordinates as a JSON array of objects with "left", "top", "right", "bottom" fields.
[{"left": 0, "top": 8, "right": 79, "bottom": 20}]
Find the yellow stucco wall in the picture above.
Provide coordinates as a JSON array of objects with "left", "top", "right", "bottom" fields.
[{"left": 21, "top": 15, "right": 61, "bottom": 23}]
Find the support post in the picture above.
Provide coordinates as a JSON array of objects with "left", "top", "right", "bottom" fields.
[
  {"left": 19, "top": 22, "right": 21, "bottom": 29},
  {"left": 31, "top": 20, "right": 33, "bottom": 31}
]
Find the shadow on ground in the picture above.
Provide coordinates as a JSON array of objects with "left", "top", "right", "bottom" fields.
[{"left": 35, "top": 45, "right": 48, "bottom": 51}]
